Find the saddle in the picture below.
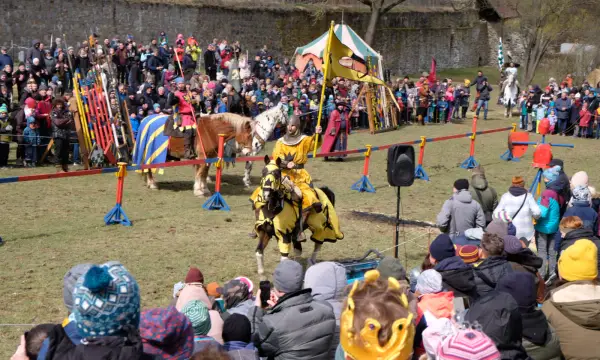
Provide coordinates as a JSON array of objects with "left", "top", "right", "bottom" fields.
[{"left": 163, "top": 114, "right": 185, "bottom": 138}]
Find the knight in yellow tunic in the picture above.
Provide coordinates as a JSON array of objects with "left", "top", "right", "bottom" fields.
[{"left": 252, "top": 115, "right": 323, "bottom": 213}]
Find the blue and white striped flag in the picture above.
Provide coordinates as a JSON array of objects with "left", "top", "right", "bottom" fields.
[{"left": 498, "top": 37, "right": 505, "bottom": 71}]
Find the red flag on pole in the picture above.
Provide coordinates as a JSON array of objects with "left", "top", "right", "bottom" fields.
[{"left": 427, "top": 57, "right": 437, "bottom": 84}]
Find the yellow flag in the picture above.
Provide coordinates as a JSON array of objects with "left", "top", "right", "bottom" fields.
[{"left": 325, "top": 31, "right": 386, "bottom": 86}]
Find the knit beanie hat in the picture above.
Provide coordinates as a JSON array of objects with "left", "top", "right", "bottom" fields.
[
  {"left": 0, "top": 104, "right": 7, "bottom": 113},
  {"left": 273, "top": 260, "right": 304, "bottom": 293},
  {"left": 63, "top": 263, "right": 93, "bottom": 312},
  {"left": 416, "top": 269, "right": 443, "bottom": 294},
  {"left": 570, "top": 171, "right": 589, "bottom": 189},
  {"left": 454, "top": 179, "right": 469, "bottom": 191},
  {"left": 543, "top": 165, "right": 561, "bottom": 183},
  {"left": 25, "top": 97, "right": 37, "bottom": 109},
  {"left": 73, "top": 262, "right": 140, "bottom": 337},
  {"left": 572, "top": 185, "right": 591, "bottom": 203},
  {"left": 181, "top": 300, "right": 211, "bottom": 336},
  {"left": 558, "top": 239, "right": 598, "bottom": 281},
  {"left": 496, "top": 272, "right": 536, "bottom": 309},
  {"left": 140, "top": 307, "right": 194, "bottom": 360},
  {"left": 185, "top": 267, "right": 204, "bottom": 284},
  {"left": 436, "top": 329, "right": 501, "bottom": 360},
  {"left": 503, "top": 235, "right": 523, "bottom": 255},
  {"left": 222, "top": 313, "right": 252, "bottom": 343},
  {"left": 429, "top": 234, "right": 456, "bottom": 262},
  {"left": 485, "top": 219, "right": 508, "bottom": 238},
  {"left": 511, "top": 176, "right": 525, "bottom": 187},
  {"left": 458, "top": 245, "right": 480, "bottom": 264},
  {"left": 376, "top": 256, "right": 407, "bottom": 281}
]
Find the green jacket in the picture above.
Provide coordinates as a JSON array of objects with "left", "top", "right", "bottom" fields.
[{"left": 469, "top": 174, "right": 498, "bottom": 223}]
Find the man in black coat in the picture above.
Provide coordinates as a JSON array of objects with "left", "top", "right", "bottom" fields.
[
  {"left": 473, "top": 233, "right": 513, "bottom": 297},
  {"left": 204, "top": 44, "right": 218, "bottom": 81}
]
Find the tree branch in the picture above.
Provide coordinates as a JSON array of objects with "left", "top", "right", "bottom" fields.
[
  {"left": 382, "top": 0, "right": 407, "bottom": 14},
  {"left": 356, "top": 0, "right": 373, "bottom": 7}
]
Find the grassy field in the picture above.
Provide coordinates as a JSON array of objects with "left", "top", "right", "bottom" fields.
[{"left": 0, "top": 69, "right": 591, "bottom": 356}]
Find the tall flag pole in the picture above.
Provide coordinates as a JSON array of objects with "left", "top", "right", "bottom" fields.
[
  {"left": 498, "top": 37, "right": 505, "bottom": 72},
  {"left": 313, "top": 21, "right": 335, "bottom": 157}
]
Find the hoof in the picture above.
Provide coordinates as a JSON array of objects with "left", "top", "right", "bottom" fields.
[
  {"left": 248, "top": 232, "right": 258, "bottom": 239},
  {"left": 194, "top": 190, "right": 206, "bottom": 197},
  {"left": 206, "top": 176, "right": 213, "bottom": 184},
  {"left": 308, "top": 258, "right": 317, "bottom": 266},
  {"left": 148, "top": 183, "right": 158, "bottom": 190}
]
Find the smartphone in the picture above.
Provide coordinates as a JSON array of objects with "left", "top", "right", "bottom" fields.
[{"left": 259, "top": 280, "right": 271, "bottom": 308}]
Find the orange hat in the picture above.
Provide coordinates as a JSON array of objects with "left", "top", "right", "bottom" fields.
[
  {"left": 205, "top": 282, "right": 222, "bottom": 297},
  {"left": 458, "top": 245, "right": 480, "bottom": 264},
  {"left": 512, "top": 176, "right": 525, "bottom": 187}
]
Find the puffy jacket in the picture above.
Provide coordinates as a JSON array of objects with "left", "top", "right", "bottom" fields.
[
  {"left": 224, "top": 341, "right": 260, "bottom": 360},
  {"left": 507, "top": 248, "right": 546, "bottom": 304},
  {"left": 536, "top": 189, "right": 561, "bottom": 234},
  {"left": 434, "top": 256, "right": 477, "bottom": 300},
  {"left": 555, "top": 97, "right": 571, "bottom": 119},
  {"left": 563, "top": 202, "right": 598, "bottom": 235},
  {"left": 303, "top": 262, "right": 346, "bottom": 360},
  {"left": 249, "top": 289, "right": 335, "bottom": 360},
  {"left": 436, "top": 190, "right": 485, "bottom": 238},
  {"left": 542, "top": 281, "right": 600, "bottom": 360},
  {"left": 494, "top": 187, "right": 541, "bottom": 241},
  {"left": 473, "top": 256, "right": 514, "bottom": 297},
  {"left": 469, "top": 174, "right": 498, "bottom": 224},
  {"left": 521, "top": 310, "right": 562, "bottom": 360},
  {"left": 465, "top": 291, "right": 530, "bottom": 360}
]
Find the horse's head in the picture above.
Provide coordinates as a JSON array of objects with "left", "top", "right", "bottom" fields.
[
  {"left": 260, "top": 155, "right": 284, "bottom": 211},
  {"left": 252, "top": 104, "right": 289, "bottom": 154},
  {"left": 234, "top": 120, "right": 254, "bottom": 156}
]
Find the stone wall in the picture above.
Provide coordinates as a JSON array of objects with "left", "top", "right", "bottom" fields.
[{"left": 1, "top": 0, "right": 489, "bottom": 75}]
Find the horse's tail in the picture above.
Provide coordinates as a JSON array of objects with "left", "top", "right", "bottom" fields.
[{"left": 319, "top": 186, "right": 335, "bottom": 207}]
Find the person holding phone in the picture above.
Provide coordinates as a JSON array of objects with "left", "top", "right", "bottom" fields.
[{"left": 248, "top": 260, "right": 335, "bottom": 360}]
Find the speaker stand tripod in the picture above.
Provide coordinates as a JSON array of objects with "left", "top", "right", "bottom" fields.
[{"left": 394, "top": 187, "right": 401, "bottom": 258}]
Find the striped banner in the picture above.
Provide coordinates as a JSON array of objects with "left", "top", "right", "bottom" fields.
[{"left": 498, "top": 37, "right": 505, "bottom": 71}]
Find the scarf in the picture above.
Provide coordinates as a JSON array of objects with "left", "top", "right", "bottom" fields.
[{"left": 508, "top": 186, "right": 527, "bottom": 197}]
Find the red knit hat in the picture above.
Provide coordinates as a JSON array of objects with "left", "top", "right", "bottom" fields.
[
  {"left": 184, "top": 267, "right": 204, "bottom": 284},
  {"left": 458, "top": 245, "right": 480, "bottom": 264},
  {"left": 25, "top": 97, "right": 37, "bottom": 109},
  {"left": 437, "top": 329, "right": 500, "bottom": 360}
]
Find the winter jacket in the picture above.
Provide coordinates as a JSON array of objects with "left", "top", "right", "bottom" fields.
[
  {"left": 0, "top": 53, "right": 13, "bottom": 69},
  {"left": 507, "top": 249, "right": 546, "bottom": 304},
  {"left": 303, "top": 262, "right": 347, "bottom": 360},
  {"left": 146, "top": 55, "right": 162, "bottom": 72},
  {"left": 570, "top": 100, "right": 582, "bottom": 124},
  {"left": 494, "top": 188, "right": 541, "bottom": 241},
  {"left": 521, "top": 310, "right": 562, "bottom": 360},
  {"left": 222, "top": 299, "right": 254, "bottom": 321},
  {"left": 224, "top": 341, "right": 260, "bottom": 360},
  {"left": 42, "top": 323, "right": 144, "bottom": 360},
  {"left": 465, "top": 291, "right": 530, "bottom": 360},
  {"left": 542, "top": 281, "right": 600, "bottom": 360},
  {"left": 436, "top": 189, "right": 485, "bottom": 238},
  {"left": 473, "top": 256, "right": 514, "bottom": 298},
  {"left": 248, "top": 289, "right": 335, "bottom": 360},
  {"left": 555, "top": 97, "right": 571, "bottom": 119},
  {"left": 23, "top": 126, "right": 41, "bottom": 145},
  {"left": 204, "top": 50, "right": 218, "bottom": 72},
  {"left": 51, "top": 108, "right": 73, "bottom": 139},
  {"left": 434, "top": 256, "right": 477, "bottom": 300},
  {"left": 477, "top": 84, "right": 493, "bottom": 101},
  {"left": 557, "top": 228, "right": 600, "bottom": 271},
  {"left": 536, "top": 185, "right": 562, "bottom": 234},
  {"left": 469, "top": 174, "right": 498, "bottom": 224},
  {"left": 563, "top": 201, "right": 598, "bottom": 234}
]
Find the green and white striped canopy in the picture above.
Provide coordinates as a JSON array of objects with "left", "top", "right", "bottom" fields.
[{"left": 295, "top": 24, "right": 381, "bottom": 62}]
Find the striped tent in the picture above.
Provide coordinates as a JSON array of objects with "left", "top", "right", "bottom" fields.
[{"left": 294, "top": 24, "right": 383, "bottom": 78}]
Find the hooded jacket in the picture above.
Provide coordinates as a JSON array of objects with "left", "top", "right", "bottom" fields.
[
  {"left": 542, "top": 281, "right": 600, "bottom": 360},
  {"left": 563, "top": 202, "right": 598, "bottom": 234},
  {"left": 473, "top": 256, "right": 514, "bottom": 297},
  {"left": 248, "top": 289, "right": 335, "bottom": 360},
  {"left": 303, "top": 262, "right": 347, "bottom": 359},
  {"left": 507, "top": 248, "right": 546, "bottom": 303},
  {"left": 494, "top": 187, "right": 541, "bottom": 241},
  {"left": 536, "top": 180, "right": 565, "bottom": 234},
  {"left": 436, "top": 189, "right": 485, "bottom": 238},
  {"left": 465, "top": 291, "right": 530, "bottom": 360},
  {"left": 434, "top": 256, "right": 477, "bottom": 300},
  {"left": 469, "top": 173, "right": 498, "bottom": 223}
]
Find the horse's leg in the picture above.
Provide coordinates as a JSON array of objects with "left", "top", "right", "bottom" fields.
[
  {"left": 199, "top": 163, "right": 211, "bottom": 196},
  {"left": 193, "top": 164, "right": 203, "bottom": 197},
  {"left": 309, "top": 242, "right": 322, "bottom": 266},
  {"left": 147, "top": 172, "right": 158, "bottom": 190},
  {"left": 292, "top": 240, "right": 303, "bottom": 258},
  {"left": 243, "top": 161, "right": 253, "bottom": 188},
  {"left": 255, "top": 231, "right": 270, "bottom": 281}
]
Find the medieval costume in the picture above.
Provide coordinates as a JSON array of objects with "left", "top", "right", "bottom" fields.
[
  {"left": 322, "top": 102, "right": 350, "bottom": 160},
  {"left": 51, "top": 99, "right": 73, "bottom": 172},
  {"left": 169, "top": 78, "right": 197, "bottom": 159}
]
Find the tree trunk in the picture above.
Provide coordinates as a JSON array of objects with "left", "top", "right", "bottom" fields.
[{"left": 364, "top": 7, "right": 381, "bottom": 45}]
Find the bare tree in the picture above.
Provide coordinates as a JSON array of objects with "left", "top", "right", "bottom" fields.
[
  {"left": 356, "top": 0, "right": 408, "bottom": 45},
  {"left": 513, "top": 0, "right": 592, "bottom": 85}
]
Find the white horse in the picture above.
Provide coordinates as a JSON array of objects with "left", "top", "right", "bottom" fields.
[{"left": 502, "top": 73, "right": 520, "bottom": 118}]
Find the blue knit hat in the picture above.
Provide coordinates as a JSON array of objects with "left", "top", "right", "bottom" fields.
[
  {"left": 0, "top": 104, "right": 7, "bottom": 113},
  {"left": 543, "top": 165, "right": 561, "bottom": 183},
  {"left": 429, "top": 234, "right": 456, "bottom": 262},
  {"left": 26, "top": 116, "right": 36, "bottom": 125},
  {"left": 73, "top": 262, "right": 140, "bottom": 337}
]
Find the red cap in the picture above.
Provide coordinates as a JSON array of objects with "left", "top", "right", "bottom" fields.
[
  {"left": 25, "top": 97, "right": 37, "bottom": 109},
  {"left": 458, "top": 245, "right": 480, "bottom": 264},
  {"left": 184, "top": 267, "right": 204, "bottom": 284}
]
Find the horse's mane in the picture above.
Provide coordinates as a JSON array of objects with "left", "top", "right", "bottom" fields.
[
  {"left": 256, "top": 104, "right": 285, "bottom": 122},
  {"left": 205, "top": 113, "right": 252, "bottom": 133}
]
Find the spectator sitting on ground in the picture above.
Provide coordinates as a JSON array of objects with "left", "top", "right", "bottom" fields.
[
  {"left": 557, "top": 216, "right": 600, "bottom": 271},
  {"left": 473, "top": 233, "right": 513, "bottom": 297},
  {"left": 248, "top": 260, "right": 335, "bottom": 360},
  {"left": 24, "top": 324, "right": 54, "bottom": 360},
  {"left": 139, "top": 307, "right": 195, "bottom": 359},
  {"left": 434, "top": 328, "right": 501, "bottom": 360},
  {"left": 181, "top": 300, "right": 221, "bottom": 353},
  {"left": 219, "top": 278, "right": 254, "bottom": 321},
  {"left": 543, "top": 239, "right": 600, "bottom": 359},
  {"left": 428, "top": 234, "right": 477, "bottom": 301},
  {"left": 377, "top": 256, "right": 418, "bottom": 316},
  {"left": 437, "top": 178, "right": 485, "bottom": 239},
  {"left": 563, "top": 186, "right": 598, "bottom": 233},
  {"left": 222, "top": 314, "right": 259, "bottom": 360},
  {"left": 337, "top": 270, "right": 415, "bottom": 360},
  {"left": 496, "top": 272, "right": 561, "bottom": 359},
  {"left": 503, "top": 235, "right": 546, "bottom": 304}
]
